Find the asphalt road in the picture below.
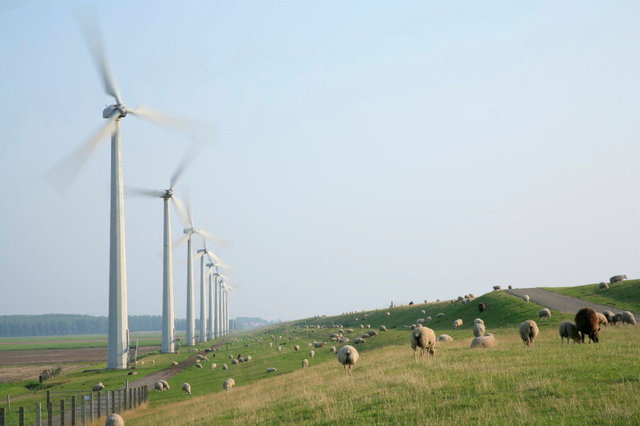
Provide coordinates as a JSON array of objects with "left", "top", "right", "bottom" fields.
[{"left": 505, "top": 288, "right": 640, "bottom": 323}]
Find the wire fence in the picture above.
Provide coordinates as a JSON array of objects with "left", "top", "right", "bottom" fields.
[{"left": 0, "top": 386, "right": 148, "bottom": 426}]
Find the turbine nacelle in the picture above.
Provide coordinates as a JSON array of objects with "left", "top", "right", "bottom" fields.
[
  {"left": 161, "top": 188, "right": 173, "bottom": 200},
  {"left": 184, "top": 227, "right": 196, "bottom": 235},
  {"left": 103, "top": 104, "right": 127, "bottom": 119}
]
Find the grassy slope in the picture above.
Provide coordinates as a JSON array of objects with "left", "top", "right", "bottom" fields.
[
  {"left": 116, "top": 292, "right": 640, "bottom": 425},
  {"left": 542, "top": 279, "right": 640, "bottom": 313}
]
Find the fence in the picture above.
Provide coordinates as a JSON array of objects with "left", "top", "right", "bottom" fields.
[{"left": 0, "top": 386, "right": 148, "bottom": 426}]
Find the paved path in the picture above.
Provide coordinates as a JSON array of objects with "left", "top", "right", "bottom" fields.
[{"left": 505, "top": 288, "right": 640, "bottom": 322}]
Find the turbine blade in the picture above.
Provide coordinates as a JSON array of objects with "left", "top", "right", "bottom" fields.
[
  {"left": 129, "top": 105, "right": 214, "bottom": 143},
  {"left": 172, "top": 196, "right": 191, "bottom": 228},
  {"left": 45, "top": 116, "right": 117, "bottom": 192},
  {"left": 74, "top": 6, "right": 122, "bottom": 104},
  {"left": 206, "top": 252, "right": 229, "bottom": 270},
  {"left": 173, "top": 233, "right": 190, "bottom": 248},
  {"left": 169, "top": 144, "right": 201, "bottom": 189},
  {"left": 197, "top": 229, "right": 227, "bottom": 247},
  {"left": 125, "top": 186, "right": 164, "bottom": 198}
]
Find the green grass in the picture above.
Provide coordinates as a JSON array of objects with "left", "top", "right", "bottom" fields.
[
  {"left": 543, "top": 279, "right": 640, "bottom": 313},
  {"left": 0, "top": 332, "right": 163, "bottom": 351}
]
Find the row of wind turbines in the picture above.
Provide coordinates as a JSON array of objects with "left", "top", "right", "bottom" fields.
[{"left": 49, "top": 9, "right": 233, "bottom": 369}]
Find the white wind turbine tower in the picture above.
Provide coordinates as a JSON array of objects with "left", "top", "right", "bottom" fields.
[
  {"left": 196, "top": 243, "right": 226, "bottom": 342},
  {"left": 206, "top": 262, "right": 215, "bottom": 340},
  {"left": 128, "top": 160, "right": 192, "bottom": 353},
  {"left": 221, "top": 280, "right": 231, "bottom": 336},
  {"left": 48, "top": 10, "right": 203, "bottom": 369}
]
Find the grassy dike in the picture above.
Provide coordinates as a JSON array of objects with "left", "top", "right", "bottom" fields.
[
  {"left": 543, "top": 279, "right": 640, "bottom": 314},
  {"left": 110, "top": 291, "right": 639, "bottom": 425}
]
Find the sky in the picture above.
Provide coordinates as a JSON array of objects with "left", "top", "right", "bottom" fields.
[{"left": 1, "top": 1, "right": 640, "bottom": 322}]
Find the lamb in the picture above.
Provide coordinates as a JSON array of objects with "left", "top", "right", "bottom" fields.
[
  {"left": 266, "top": 367, "right": 278, "bottom": 373},
  {"left": 470, "top": 335, "right": 497, "bottom": 348},
  {"left": 410, "top": 326, "right": 436, "bottom": 360},
  {"left": 223, "top": 378, "right": 235, "bottom": 390},
  {"left": 559, "top": 321, "right": 581, "bottom": 343},
  {"left": 379, "top": 325, "right": 387, "bottom": 332},
  {"left": 437, "top": 334, "right": 453, "bottom": 342},
  {"left": 519, "top": 320, "right": 539, "bottom": 347},
  {"left": 523, "top": 295, "right": 530, "bottom": 302},
  {"left": 452, "top": 319, "right": 463, "bottom": 329},
  {"left": 621, "top": 311, "right": 637, "bottom": 325},
  {"left": 211, "top": 363, "right": 217, "bottom": 369},
  {"left": 171, "top": 361, "right": 179, "bottom": 366},
  {"left": 538, "top": 308, "right": 552, "bottom": 320},
  {"left": 473, "top": 322, "right": 486, "bottom": 337},
  {"left": 222, "top": 363, "right": 229, "bottom": 371},
  {"left": 337, "top": 345, "right": 359, "bottom": 375},
  {"left": 595, "top": 312, "right": 608, "bottom": 327},
  {"left": 609, "top": 275, "right": 627, "bottom": 284},
  {"left": 302, "top": 359, "right": 309, "bottom": 370},
  {"left": 92, "top": 382, "right": 105, "bottom": 392},
  {"left": 293, "top": 344, "right": 300, "bottom": 351},
  {"left": 354, "top": 337, "right": 366, "bottom": 344},
  {"left": 329, "top": 346, "right": 337, "bottom": 354},
  {"left": 478, "top": 303, "right": 486, "bottom": 313},
  {"left": 309, "top": 350, "right": 315, "bottom": 358},
  {"left": 181, "top": 382, "right": 192, "bottom": 396},
  {"left": 231, "top": 359, "right": 238, "bottom": 365},
  {"left": 599, "top": 282, "right": 609, "bottom": 290},
  {"left": 575, "top": 308, "right": 600, "bottom": 343},
  {"left": 474, "top": 318, "right": 484, "bottom": 325},
  {"left": 105, "top": 414, "right": 125, "bottom": 426}
]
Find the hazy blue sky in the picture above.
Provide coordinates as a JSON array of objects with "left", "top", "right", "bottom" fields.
[{"left": 1, "top": 1, "right": 639, "bottom": 321}]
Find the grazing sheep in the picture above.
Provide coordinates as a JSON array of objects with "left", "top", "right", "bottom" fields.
[
  {"left": 621, "top": 311, "right": 637, "bottom": 325},
  {"left": 599, "top": 282, "right": 609, "bottom": 291},
  {"left": 437, "top": 334, "right": 453, "bottom": 342},
  {"left": 523, "top": 295, "right": 530, "bottom": 302},
  {"left": 379, "top": 325, "right": 387, "bottom": 332},
  {"left": 171, "top": 361, "right": 179, "bottom": 366},
  {"left": 612, "top": 313, "right": 622, "bottom": 325},
  {"left": 293, "top": 345, "right": 300, "bottom": 351},
  {"left": 473, "top": 322, "right": 486, "bottom": 337},
  {"left": 243, "top": 356, "right": 252, "bottom": 362},
  {"left": 421, "top": 309, "right": 426, "bottom": 314},
  {"left": 302, "top": 359, "right": 309, "bottom": 369},
  {"left": 519, "top": 320, "right": 539, "bottom": 348},
  {"left": 470, "top": 335, "right": 497, "bottom": 348},
  {"left": 92, "top": 382, "right": 105, "bottom": 392},
  {"left": 181, "top": 382, "right": 192, "bottom": 396},
  {"left": 538, "top": 308, "right": 552, "bottom": 320},
  {"left": 508, "top": 285, "right": 513, "bottom": 290},
  {"left": 159, "top": 380, "right": 169, "bottom": 390},
  {"left": 354, "top": 337, "right": 366, "bottom": 344},
  {"left": 436, "top": 313, "right": 446, "bottom": 318},
  {"left": 127, "top": 371, "right": 137, "bottom": 376},
  {"left": 222, "top": 364, "right": 229, "bottom": 371},
  {"left": 610, "top": 275, "right": 627, "bottom": 284},
  {"left": 231, "top": 359, "right": 238, "bottom": 365},
  {"left": 278, "top": 345, "right": 282, "bottom": 351},
  {"left": 211, "top": 363, "right": 217, "bottom": 369},
  {"left": 223, "top": 378, "right": 235, "bottom": 390},
  {"left": 266, "top": 367, "right": 278, "bottom": 373},
  {"left": 105, "top": 413, "right": 125, "bottom": 426},
  {"left": 337, "top": 345, "right": 359, "bottom": 375},
  {"left": 386, "top": 312, "right": 391, "bottom": 316},
  {"left": 309, "top": 350, "right": 315, "bottom": 358},
  {"left": 330, "top": 346, "right": 337, "bottom": 354},
  {"left": 602, "top": 311, "right": 615, "bottom": 323},
  {"left": 367, "top": 330, "right": 378, "bottom": 337},
  {"left": 410, "top": 326, "right": 436, "bottom": 360},
  {"left": 452, "top": 319, "right": 463, "bottom": 329},
  {"left": 474, "top": 318, "right": 484, "bottom": 325},
  {"left": 478, "top": 303, "right": 486, "bottom": 313},
  {"left": 154, "top": 381, "right": 166, "bottom": 392},
  {"left": 575, "top": 308, "right": 600, "bottom": 343},
  {"left": 595, "top": 312, "right": 608, "bottom": 327},
  {"left": 492, "top": 285, "right": 501, "bottom": 291},
  {"left": 559, "top": 321, "right": 581, "bottom": 343}
]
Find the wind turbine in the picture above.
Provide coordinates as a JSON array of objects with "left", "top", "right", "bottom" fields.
[
  {"left": 127, "top": 160, "right": 191, "bottom": 354},
  {"left": 221, "top": 280, "right": 232, "bottom": 336},
  {"left": 47, "top": 10, "right": 204, "bottom": 369},
  {"left": 196, "top": 243, "right": 225, "bottom": 342},
  {"left": 206, "top": 262, "right": 215, "bottom": 340}
]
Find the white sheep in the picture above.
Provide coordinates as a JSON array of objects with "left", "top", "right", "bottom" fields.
[
  {"left": 519, "top": 320, "right": 539, "bottom": 348},
  {"left": 470, "top": 335, "right": 497, "bottom": 348},
  {"left": 293, "top": 344, "right": 300, "bottom": 351},
  {"left": 538, "top": 308, "right": 552, "bottom": 320},
  {"left": 436, "top": 313, "right": 446, "bottom": 318},
  {"left": 92, "top": 382, "right": 105, "bottom": 392},
  {"left": 337, "top": 345, "right": 359, "bottom": 376},
  {"left": 181, "top": 382, "right": 192, "bottom": 396},
  {"left": 473, "top": 318, "right": 484, "bottom": 325},
  {"left": 524, "top": 295, "right": 530, "bottom": 302},
  {"left": 222, "top": 364, "right": 228, "bottom": 371},
  {"left": 159, "top": 380, "right": 169, "bottom": 390},
  {"left": 621, "top": 311, "right": 637, "bottom": 325},
  {"left": 452, "top": 319, "right": 463, "bottom": 329},
  {"left": 309, "top": 350, "right": 315, "bottom": 358},
  {"left": 354, "top": 337, "right": 366, "bottom": 344},
  {"left": 329, "top": 346, "right": 337, "bottom": 354},
  {"left": 410, "top": 326, "right": 436, "bottom": 360},
  {"left": 231, "top": 359, "right": 238, "bottom": 365},
  {"left": 171, "top": 361, "right": 179, "bottom": 366},
  {"left": 195, "top": 362, "right": 203, "bottom": 369},
  {"left": 437, "top": 334, "right": 453, "bottom": 342},
  {"left": 559, "top": 321, "right": 580, "bottom": 343},
  {"left": 154, "top": 381, "right": 166, "bottom": 391},
  {"left": 302, "top": 359, "right": 309, "bottom": 370},
  {"left": 379, "top": 325, "right": 387, "bottom": 332},
  {"left": 599, "top": 282, "right": 609, "bottom": 291},
  {"left": 211, "top": 363, "right": 217, "bottom": 369},
  {"left": 473, "top": 322, "right": 486, "bottom": 337},
  {"left": 595, "top": 312, "right": 608, "bottom": 327},
  {"left": 223, "top": 378, "right": 235, "bottom": 390},
  {"left": 266, "top": 367, "right": 278, "bottom": 373},
  {"left": 105, "top": 413, "right": 125, "bottom": 426}
]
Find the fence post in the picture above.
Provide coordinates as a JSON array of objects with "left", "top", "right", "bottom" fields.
[
  {"left": 47, "top": 402, "right": 52, "bottom": 426},
  {"left": 71, "top": 396, "right": 76, "bottom": 426},
  {"left": 5, "top": 395, "right": 9, "bottom": 413},
  {"left": 35, "top": 402, "right": 42, "bottom": 426},
  {"left": 97, "top": 391, "right": 102, "bottom": 418},
  {"left": 117, "top": 389, "right": 121, "bottom": 413},
  {"left": 110, "top": 391, "right": 115, "bottom": 415},
  {"left": 129, "top": 388, "right": 133, "bottom": 409},
  {"left": 0, "top": 407, "right": 4, "bottom": 426},
  {"left": 81, "top": 396, "right": 86, "bottom": 425},
  {"left": 18, "top": 407, "right": 24, "bottom": 426},
  {"left": 46, "top": 391, "right": 51, "bottom": 408},
  {"left": 90, "top": 393, "right": 94, "bottom": 423},
  {"left": 60, "top": 400, "right": 65, "bottom": 426}
]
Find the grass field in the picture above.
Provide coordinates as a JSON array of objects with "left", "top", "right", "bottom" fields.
[
  {"left": 543, "top": 279, "right": 640, "bottom": 314},
  {"left": 0, "top": 332, "right": 164, "bottom": 351},
  {"left": 3, "top": 288, "right": 640, "bottom": 425}
]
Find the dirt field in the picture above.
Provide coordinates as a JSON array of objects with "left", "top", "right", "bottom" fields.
[{"left": 0, "top": 346, "right": 160, "bottom": 383}]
